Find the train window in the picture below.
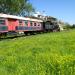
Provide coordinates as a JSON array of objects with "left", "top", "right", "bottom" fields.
[
  {"left": 50, "top": 22, "right": 53, "bottom": 25},
  {"left": 34, "top": 23, "right": 36, "bottom": 26},
  {"left": 19, "top": 20, "right": 23, "bottom": 26},
  {"left": 0, "top": 20, "right": 5, "bottom": 25},
  {"left": 24, "top": 20, "right": 28, "bottom": 26},
  {"left": 38, "top": 24, "right": 40, "bottom": 26},
  {"left": 47, "top": 22, "right": 49, "bottom": 24},
  {"left": 30, "top": 21, "right": 33, "bottom": 26},
  {"left": 38, "top": 23, "right": 41, "bottom": 26}
]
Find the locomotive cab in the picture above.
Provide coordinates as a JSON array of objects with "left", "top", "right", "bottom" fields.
[{"left": 43, "top": 21, "right": 60, "bottom": 32}]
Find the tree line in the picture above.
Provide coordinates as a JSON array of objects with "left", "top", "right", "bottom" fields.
[{"left": 0, "top": 0, "right": 34, "bottom": 16}]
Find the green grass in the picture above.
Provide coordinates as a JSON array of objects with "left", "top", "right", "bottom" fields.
[{"left": 0, "top": 30, "right": 75, "bottom": 75}]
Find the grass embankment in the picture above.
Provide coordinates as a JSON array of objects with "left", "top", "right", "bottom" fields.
[{"left": 0, "top": 30, "right": 75, "bottom": 75}]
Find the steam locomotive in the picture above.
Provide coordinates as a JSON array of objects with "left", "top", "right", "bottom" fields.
[{"left": 0, "top": 14, "right": 60, "bottom": 37}]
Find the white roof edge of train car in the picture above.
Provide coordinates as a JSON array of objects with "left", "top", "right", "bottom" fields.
[{"left": 0, "top": 13, "right": 43, "bottom": 22}]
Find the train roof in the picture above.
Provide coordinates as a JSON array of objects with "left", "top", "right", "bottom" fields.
[{"left": 0, "top": 14, "right": 43, "bottom": 22}]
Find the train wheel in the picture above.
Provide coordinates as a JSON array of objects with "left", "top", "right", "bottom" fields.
[
  {"left": 2, "top": 33, "right": 7, "bottom": 38},
  {"left": 24, "top": 32, "right": 28, "bottom": 36},
  {"left": 0, "top": 33, "right": 2, "bottom": 38},
  {"left": 30, "top": 31, "right": 35, "bottom": 35},
  {"left": 0, "top": 33, "right": 7, "bottom": 38}
]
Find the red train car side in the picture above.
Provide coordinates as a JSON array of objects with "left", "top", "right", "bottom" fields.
[{"left": 0, "top": 14, "right": 43, "bottom": 36}]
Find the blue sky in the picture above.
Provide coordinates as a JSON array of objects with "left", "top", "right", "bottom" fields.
[{"left": 29, "top": 0, "right": 75, "bottom": 24}]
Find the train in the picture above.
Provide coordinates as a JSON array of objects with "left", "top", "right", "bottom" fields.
[{"left": 0, "top": 14, "right": 60, "bottom": 37}]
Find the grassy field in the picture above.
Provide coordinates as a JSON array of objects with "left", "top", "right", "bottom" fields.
[{"left": 0, "top": 30, "right": 75, "bottom": 75}]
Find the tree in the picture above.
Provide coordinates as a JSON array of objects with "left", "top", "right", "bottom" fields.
[
  {"left": 63, "top": 22, "right": 72, "bottom": 29},
  {"left": 0, "top": 0, "right": 34, "bottom": 16},
  {"left": 19, "top": 2, "right": 35, "bottom": 16},
  {"left": 72, "top": 24, "right": 75, "bottom": 28}
]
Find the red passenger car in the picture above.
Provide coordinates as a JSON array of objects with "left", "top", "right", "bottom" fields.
[{"left": 0, "top": 14, "right": 43, "bottom": 36}]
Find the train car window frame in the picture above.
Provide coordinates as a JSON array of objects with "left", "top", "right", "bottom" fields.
[
  {"left": 0, "top": 19, "right": 5, "bottom": 25},
  {"left": 34, "top": 22, "right": 37, "bottom": 26},
  {"left": 24, "top": 20, "right": 28, "bottom": 26},
  {"left": 38, "top": 22, "right": 41, "bottom": 26},
  {"left": 19, "top": 20, "right": 23, "bottom": 26},
  {"left": 30, "top": 21, "right": 33, "bottom": 26}
]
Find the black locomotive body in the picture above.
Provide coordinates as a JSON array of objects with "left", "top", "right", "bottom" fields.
[{"left": 43, "top": 16, "right": 60, "bottom": 32}]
